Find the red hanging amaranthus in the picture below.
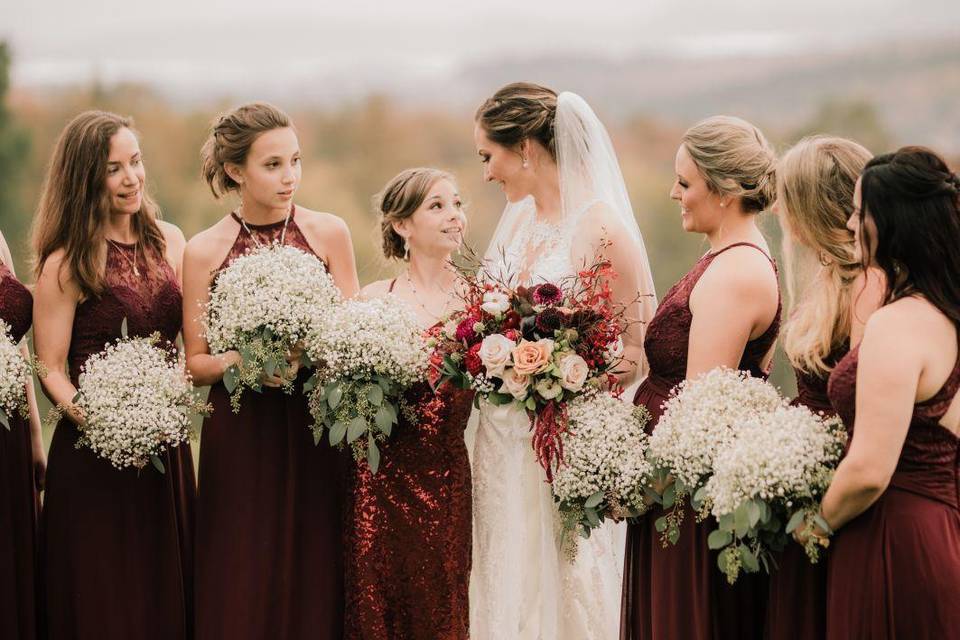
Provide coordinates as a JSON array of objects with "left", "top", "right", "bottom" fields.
[{"left": 531, "top": 400, "right": 569, "bottom": 482}]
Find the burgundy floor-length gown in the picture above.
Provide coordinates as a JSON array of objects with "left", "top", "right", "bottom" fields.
[
  {"left": 824, "top": 341, "right": 960, "bottom": 639},
  {"left": 42, "top": 243, "right": 196, "bottom": 640},
  {"left": 621, "top": 242, "right": 781, "bottom": 640},
  {"left": 0, "top": 261, "right": 39, "bottom": 640},
  {"left": 195, "top": 208, "right": 345, "bottom": 640},
  {"left": 764, "top": 343, "right": 847, "bottom": 640},
  {"left": 344, "top": 288, "right": 473, "bottom": 639}
]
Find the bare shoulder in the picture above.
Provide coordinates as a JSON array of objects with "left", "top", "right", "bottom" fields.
[
  {"left": 700, "top": 244, "right": 778, "bottom": 297},
  {"left": 157, "top": 219, "right": 186, "bottom": 246},
  {"left": 185, "top": 217, "right": 236, "bottom": 261},
  {"left": 294, "top": 206, "right": 351, "bottom": 237},
  {"left": 36, "top": 247, "right": 77, "bottom": 293},
  {"left": 360, "top": 278, "right": 394, "bottom": 301}
]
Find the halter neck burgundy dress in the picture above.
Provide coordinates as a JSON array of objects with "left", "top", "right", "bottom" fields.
[
  {"left": 42, "top": 243, "right": 196, "bottom": 640},
  {"left": 194, "top": 208, "right": 345, "bottom": 640},
  {"left": 824, "top": 338, "right": 960, "bottom": 638},
  {"left": 764, "top": 342, "right": 847, "bottom": 640},
  {"left": 343, "top": 280, "right": 473, "bottom": 640},
  {"left": 621, "top": 242, "right": 781, "bottom": 640},
  {"left": 0, "top": 260, "right": 38, "bottom": 640}
]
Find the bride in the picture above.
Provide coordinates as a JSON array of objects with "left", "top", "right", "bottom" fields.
[{"left": 469, "top": 83, "right": 657, "bottom": 639}]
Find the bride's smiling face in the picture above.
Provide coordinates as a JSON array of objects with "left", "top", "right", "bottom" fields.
[
  {"left": 474, "top": 123, "right": 530, "bottom": 203},
  {"left": 670, "top": 143, "right": 726, "bottom": 234}
]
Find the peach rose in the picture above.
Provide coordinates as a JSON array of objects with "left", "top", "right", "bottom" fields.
[
  {"left": 499, "top": 367, "right": 531, "bottom": 399},
  {"left": 479, "top": 333, "right": 515, "bottom": 377},
  {"left": 511, "top": 338, "right": 555, "bottom": 376},
  {"left": 557, "top": 353, "right": 590, "bottom": 392}
]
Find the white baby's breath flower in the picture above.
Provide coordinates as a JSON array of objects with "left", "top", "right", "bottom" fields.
[{"left": 0, "top": 320, "right": 30, "bottom": 427}]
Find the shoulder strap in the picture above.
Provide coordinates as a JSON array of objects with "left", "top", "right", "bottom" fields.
[
  {"left": 711, "top": 241, "right": 775, "bottom": 265},
  {"left": 388, "top": 278, "right": 397, "bottom": 293}
]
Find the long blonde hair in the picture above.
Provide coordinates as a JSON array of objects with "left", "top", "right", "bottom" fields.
[{"left": 778, "top": 135, "right": 872, "bottom": 375}]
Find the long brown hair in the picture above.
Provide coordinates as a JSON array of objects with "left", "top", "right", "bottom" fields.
[{"left": 32, "top": 110, "right": 165, "bottom": 297}]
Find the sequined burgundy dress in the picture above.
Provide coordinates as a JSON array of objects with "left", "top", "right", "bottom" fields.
[
  {"left": 41, "top": 242, "right": 196, "bottom": 640},
  {"left": 0, "top": 260, "right": 38, "bottom": 640},
  {"left": 621, "top": 242, "right": 781, "bottom": 640},
  {"left": 825, "top": 340, "right": 960, "bottom": 638},
  {"left": 194, "top": 208, "right": 345, "bottom": 640},
  {"left": 764, "top": 342, "right": 847, "bottom": 640},
  {"left": 344, "top": 283, "right": 473, "bottom": 640}
]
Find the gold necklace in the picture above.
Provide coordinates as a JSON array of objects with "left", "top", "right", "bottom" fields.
[
  {"left": 235, "top": 204, "right": 293, "bottom": 248},
  {"left": 107, "top": 238, "right": 139, "bottom": 276},
  {"left": 404, "top": 269, "right": 452, "bottom": 321}
]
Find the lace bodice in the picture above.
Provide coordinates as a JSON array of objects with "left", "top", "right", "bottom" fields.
[
  {"left": 68, "top": 243, "right": 182, "bottom": 384},
  {"left": 0, "top": 261, "right": 33, "bottom": 343}
]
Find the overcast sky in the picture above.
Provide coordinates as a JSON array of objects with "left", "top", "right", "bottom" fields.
[{"left": 3, "top": 0, "right": 959, "bottom": 89}]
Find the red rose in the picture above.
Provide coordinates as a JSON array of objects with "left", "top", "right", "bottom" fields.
[
  {"left": 465, "top": 342, "right": 484, "bottom": 376},
  {"left": 455, "top": 314, "right": 481, "bottom": 343}
]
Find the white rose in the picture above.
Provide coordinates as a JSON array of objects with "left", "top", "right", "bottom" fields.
[
  {"left": 479, "top": 333, "right": 515, "bottom": 377},
  {"left": 499, "top": 367, "right": 530, "bottom": 399},
  {"left": 535, "top": 377, "right": 563, "bottom": 400},
  {"left": 558, "top": 353, "right": 590, "bottom": 392},
  {"left": 481, "top": 290, "right": 511, "bottom": 315},
  {"left": 604, "top": 336, "right": 625, "bottom": 363}
]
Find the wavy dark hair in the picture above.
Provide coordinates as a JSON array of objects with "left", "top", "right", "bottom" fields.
[{"left": 859, "top": 145, "right": 960, "bottom": 325}]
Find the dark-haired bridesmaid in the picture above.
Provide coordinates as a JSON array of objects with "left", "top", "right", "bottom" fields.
[
  {"left": 184, "top": 102, "right": 358, "bottom": 639},
  {"left": 345, "top": 168, "right": 473, "bottom": 639},
  {"left": 795, "top": 146, "right": 960, "bottom": 639},
  {"left": 34, "top": 111, "right": 195, "bottom": 639},
  {"left": 0, "top": 229, "right": 43, "bottom": 640},
  {"left": 621, "top": 116, "right": 781, "bottom": 640},
  {"left": 765, "top": 135, "right": 883, "bottom": 640}
]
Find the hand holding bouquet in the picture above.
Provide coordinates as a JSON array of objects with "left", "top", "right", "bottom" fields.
[{"left": 203, "top": 244, "right": 340, "bottom": 411}]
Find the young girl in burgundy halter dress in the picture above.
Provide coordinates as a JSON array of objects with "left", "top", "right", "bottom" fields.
[
  {"left": 183, "top": 103, "right": 359, "bottom": 640},
  {"left": 796, "top": 146, "right": 960, "bottom": 639},
  {"left": 621, "top": 116, "right": 781, "bottom": 640}
]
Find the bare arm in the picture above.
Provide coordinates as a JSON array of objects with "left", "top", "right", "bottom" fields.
[
  {"left": 32, "top": 251, "right": 84, "bottom": 425},
  {"left": 686, "top": 249, "right": 779, "bottom": 378},
  {"left": 159, "top": 220, "right": 187, "bottom": 286},
  {"left": 321, "top": 217, "right": 360, "bottom": 299}
]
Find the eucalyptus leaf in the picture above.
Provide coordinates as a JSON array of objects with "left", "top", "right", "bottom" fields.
[
  {"left": 747, "top": 500, "right": 762, "bottom": 528},
  {"left": 264, "top": 356, "right": 278, "bottom": 377},
  {"left": 584, "top": 491, "right": 604, "bottom": 509},
  {"left": 707, "top": 528, "right": 733, "bottom": 550},
  {"left": 300, "top": 351, "right": 314, "bottom": 369},
  {"left": 223, "top": 365, "right": 240, "bottom": 394},
  {"left": 374, "top": 406, "right": 393, "bottom": 436},
  {"left": 120, "top": 317, "right": 129, "bottom": 338},
  {"left": 525, "top": 397, "right": 537, "bottom": 411},
  {"left": 368, "top": 436, "right": 381, "bottom": 475},
  {"left": 366, "top": 385, "right": 384, "bottom": 407},
  {"left": 329, "top": 420, "right": 348, "bottom": 445},
  {"left": 785, "top": 510, "right": 806, "bottom": 534},
  {"left": 661, "top": 483, "right": 677, "bottom": 509},
  {"left": 150, "top": 455, "right": 166, "bottom": 474},
  {"left": 667, "top": 528, "right": 680, "bottom": 545},
  {"left": 302, "top": 374, "right": 317, "bottom": 393},
  {"left": 347, "top": 417, "right": 367, "bottom": 444},
  {"left": 327, "top": 384, "right": 343, "bottom": 410},
  {"left": 718, "top": 512, "right": 735, "bottom": 532},
  {"left": 654, "top": 516, "right": 668, "bottom": 533},
  {"left": 313, "top": 429, "right": 322, "bottom": 446},
  {"left": 734, "top": 503, "right": 752, "bottom": 537},
  {"left": 585, "top": 507, "right": 600, "bottom": 527},
  {"left": 740, "top": 546, "right": 760, "bottom": 573},
  {"left": 0, "top": 409, "right": 9, "bottom": 431}
]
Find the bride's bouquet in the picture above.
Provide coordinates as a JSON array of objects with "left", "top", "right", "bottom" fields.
[
  {"left": 551, "top": 390, "right": 652, "bottom": 556},
  {"left": 67, "top": 325, "right": 210, "bottom": 472},
  {"left": 0, "top": 320, "right": 30, "bottom": 430},
  {"left": 703, "top": 403, "right": 846, "bottom": 583},
  {"left": 303, "top": 297, "right": 430, "bottom": 474},
  {"left": 203, "top": 243, "right": 340, "bottom": 411},
  {"left": 432, "top": 256, "right": 630, "bottom": 480}
]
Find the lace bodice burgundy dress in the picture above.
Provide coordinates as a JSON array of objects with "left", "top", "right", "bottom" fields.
[
  {"left": 0, "top": 261, "right": 38, "bottom": 640},
  {"left": 41, "top": 243, "right": 196, "bottom": 640},
  {"left": 194, "top": 207, "right": 346, "bottom": 640},
  {"left": 764, "top": 342, "right": 848, "bottom": 640},
  {"left": 622, "top": 242, "right": 781, "bottom": 640},
  {"left": 824, "top": 341, "right": 960, "bottom": 639}
]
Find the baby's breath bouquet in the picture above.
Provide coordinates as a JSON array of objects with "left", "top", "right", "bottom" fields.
[
  {"left": 551, "top": 390, "right": 652, "bottom": 558},
  {"left": 0, "top": 320, "right": 30, "bottom": 430},
  {"left": 204, "top": 244, "right": 340, "bottom": 411},
  {"left": 646, "top": 368, "right": 783, "bottom": 546},
  {"left": 703, "top": 404, "right": 846, "bottom": 583},
  {"left": 68, "top": 325, "right": 209, "bottom": 472},
  {"left": 304, "top": 297, "right": 430, "bottom": 474}
]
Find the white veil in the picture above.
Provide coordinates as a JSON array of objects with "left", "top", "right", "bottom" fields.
[{"left": 485, "top": 91, "right": 657, "bottom": 380}]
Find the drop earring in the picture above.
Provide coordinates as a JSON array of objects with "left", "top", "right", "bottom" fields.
[{"left": 403, "top": 238, "right": 410, "bottom": 261}]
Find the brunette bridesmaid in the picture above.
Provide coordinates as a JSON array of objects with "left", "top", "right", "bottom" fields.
[
  {"left": 345, "top": 168, "right": 473, "bottom": 639},
  {"left": 797, "top": 146, "right": 960, "bottom": 638},
  {"left": 765, "top": 136, "right": 883, "bottom": 640},
  {"left": 0, "top": 230, "right": 44, "bottom": 640},
  {"left": 34, "top": 111, "right": 195, "bottom": 639},
  {"left": 184, "top": 103, "right": 359, "bottom": 639},
  {"left": 621, "top": 116, "right": 781, "bottom": 640}
]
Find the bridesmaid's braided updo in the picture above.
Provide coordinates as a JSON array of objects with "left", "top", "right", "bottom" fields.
[{"left": 376, "top": 168, "right": 456, "bottom": 261}]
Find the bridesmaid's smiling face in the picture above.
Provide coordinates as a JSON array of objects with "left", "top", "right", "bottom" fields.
[
  {"left": 226, "top": 126, "right": 301, "bottom": 211},
  {"left": 393, "top": 178, "right": 466, "bottom": 259},
  {"left": 670, "top": 143, "right": 726, "bottom": 235},
  {"left": 105, "top": 127, "right": 145, "bottom": 217},
  {"left": 474, "top": 124, "right": 530, "bottom": 203}
]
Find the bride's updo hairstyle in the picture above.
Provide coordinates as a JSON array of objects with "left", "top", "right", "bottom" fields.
[
  {"left": 682, "top": 115, "right": 777, "bottom": 213},
  {"left": 376, "top": 167, "right": 456, "bottom": 261},
  {"left": 200, "top": 102, "right": 292, "bottom": 198},
  {"left": 475, "top": 82, "right": 559, "bottom": 160}
]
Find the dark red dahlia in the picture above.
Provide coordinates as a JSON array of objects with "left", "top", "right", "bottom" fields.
[
  {"left": 501, "top": 310, "right": 522, "bottom": 330},
  {"left": 464, "top": 342, "right": 483, "bottom": 376},
  {"left": 535, "top": 306, "right": 566, "bottom": 335},
  {"left": 455, "top": 314, "right": 481, "bottom": 343},
  {"left": 532, "top": 283, "right": 563, "bottom": 305}
]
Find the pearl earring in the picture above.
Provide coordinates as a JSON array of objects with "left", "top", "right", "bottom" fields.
[
  {"left": 522, "top": 157, "right": 529, "bottom": 168},
  {"left": 403, "top": 238, "right": 410, "bottom": 261}
]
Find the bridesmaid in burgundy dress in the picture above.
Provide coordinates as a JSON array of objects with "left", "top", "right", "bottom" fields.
[
  {"left": 184, "top": 103, "right": 359, "bottom": 639},
  {"left": 798, "top": 146, "right": 960, "bottom": 638},
  {"left": 33, "top": 111, "right": 195, "bottom": 639},
  {"left": 621, "top": 116, "right": 781, "bottom": 640},
  {"left": 346, "top": 168, "right": 472, "bottom": 639},
  {"left": 0, "top": 230, "right": 44, "bottom": 640},
  {"left": 765, "top": 136, "right": 882, "bottom": 640}
]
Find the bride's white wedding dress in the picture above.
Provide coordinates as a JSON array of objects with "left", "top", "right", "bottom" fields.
[{"left": 469, "top": 204, "right": 627, "bottom": 640}]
